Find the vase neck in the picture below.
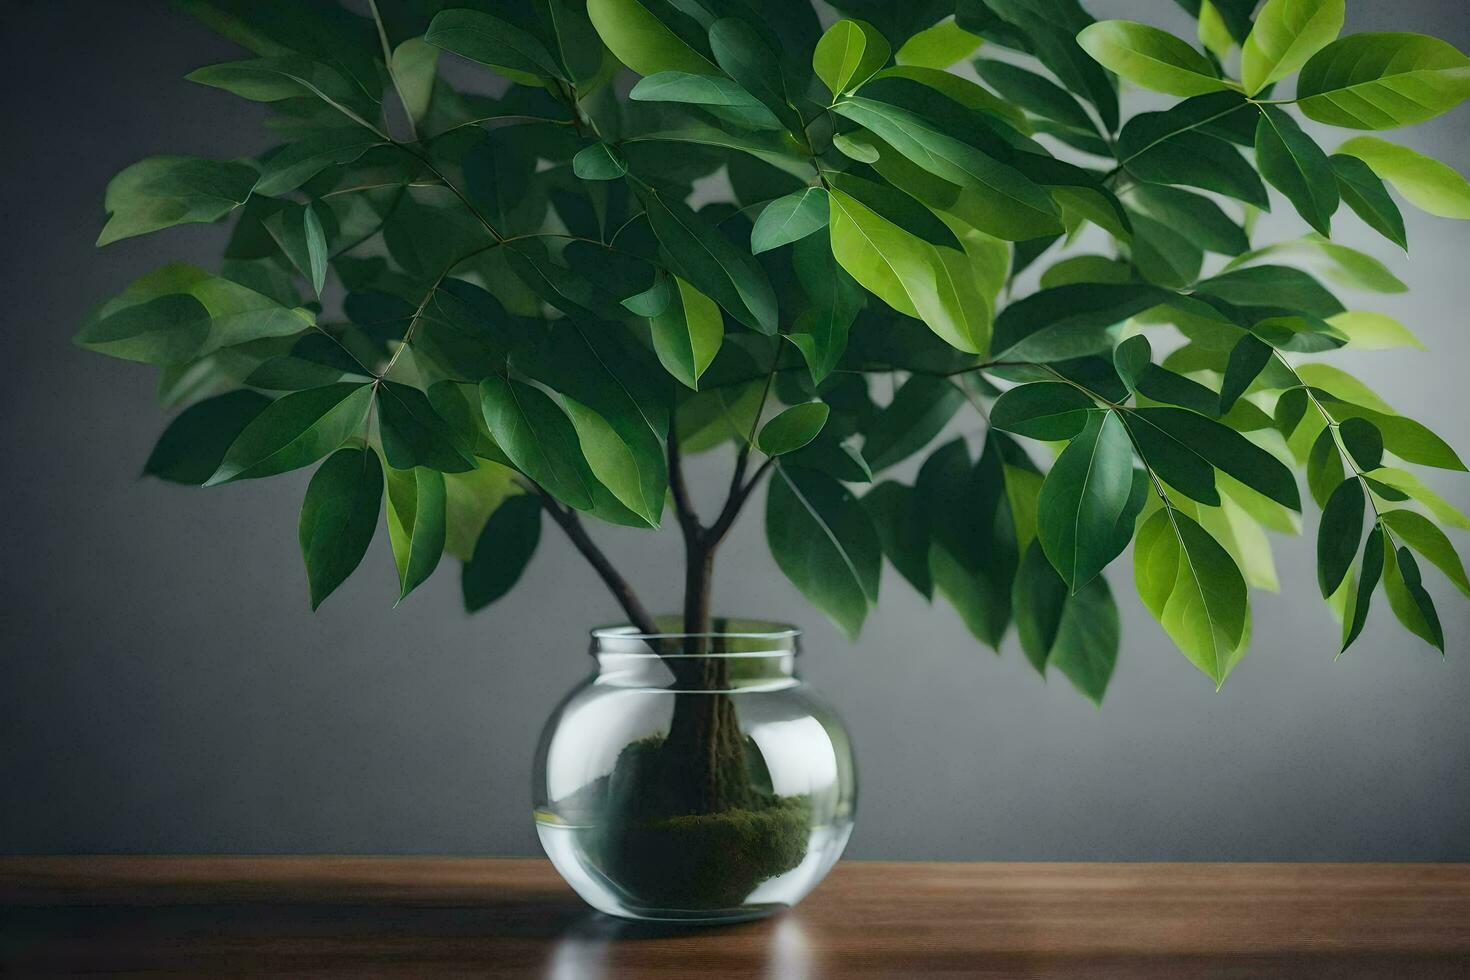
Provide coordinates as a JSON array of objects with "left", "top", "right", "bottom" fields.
[{"left": 589, "top": 620, "right": 800, "bottom": 691}]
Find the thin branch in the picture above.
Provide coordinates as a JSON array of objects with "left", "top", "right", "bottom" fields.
[
  {"left": 527, "top": 482, "right": 661, "bottom": 636},
  {"left": 667, "top": 428, "right": 702, "bottom": 540},
  {"left": 366, "top": 0, "right": 417, "bottom": 141}
]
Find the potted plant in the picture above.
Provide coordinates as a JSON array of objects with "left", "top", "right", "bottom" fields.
[{"left": 80, "top": 0, "right": 1468, "bottom": 921}]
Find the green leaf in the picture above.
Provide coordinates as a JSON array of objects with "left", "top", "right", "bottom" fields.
[
  {"left": 649, "top": 277, "right": 723, "bottom": 390},
  {"left": 207, "top": 382, "right": 373, "bottom": 485},
  {"left": 1130, "top": 407, "right": 1302, "bottom": 510},
  {"left": 588, "top": 0, "right": 717, "bottom": 77},
  {"left": 1040, "top": 255, "right": 1135, "bottom": 288},
  {"left": 425, "top": 9, "right": 567, "bottom": 81},
  {"left": 766, "top": 464, "right": 882, "bottom": 639},
  {"left": 974, "top": 59, "right": 1099, "bottom": 138},
  {"left": 827, "top": 188, "right": 989, "bottom": 353},
  {"left": 644, "top": 192, "right": 779, "bottom": 334},
  {"left": 186, "top": 55, "right": 378, "bottom": 119},
  {"left": 1037, "top": 410, "right": 1144, "bottom": 592},
  {"left": 813, "top": 18, "right": 890, "bottom": 97},
  {"left": 1316, "top": 395, "right": 1465, "bottom": 471},
  {"left": 1014, "top": 541, "right": 1068, "bottom": 674},
  {"left": 1318, "top": 476, "right": 1365, "bottom": 596},
  {"left": 1116, "top": 94, "right": 1268, "bottom": 208},
  {"left": 1367, "top": 467, "right": 1470, "bottom": 530},
  {"left": 385, "top": 465, "right": 446, "bottom": 602},
  {"left": 1326, "top": 311, "right": 1423, "bottom": 351},
  {"left": 895, "top": 19, "right": 984, "bottom": 69},
  {"left": 143, "top": 391, "right": 273, "bottom": 484},
  {"left": 377, "top": 381, "right": 476, "bottom": 473},
  {"left": 263, "top": 202, "right": 330, "bottom": 296},
  {"left": 443, "top": 464, "right": 521, "bottom": 561},
  {"left": 75, "top": 294, "right": 212, "bottom": 365},
  {"left": 298, "top": 447, "right": 383, "bottom": 610},
  {"left": 1335, "top": 137, "right": 1470, "bottom": 220},
  {"left": 629, "top": 71, "right": 782, "bottom": 131},
  {"left": 862, "top": 481, "right": 932, "bottom": 598},
  {"left": 1134, "top": 507, "right": 1249, "bottom": 687},
  {"left": 709, "top": 18, "right": 798, "bottom": 130},
  {"left": 572, "top": 142, "right": 627, "bottom": 180},
  {"left": 391, "top": 38, "right": 439, "bottom": 126},
  {"left": 1297, "top": 32, "right": 1470, "bottom": 130},
  {"left": 1307, "top": 427, "right": 1345, "bottom": 507},
  {"left": 254, "top": 131, "right": 383, "bottom": 197},
  {"left": 479, "top": 376, "right": 596, "bottom": 511},
  {"left": 1383, "top": 545, "right": 1445, "bottom": 651},
  {"left": 1220, "top": 334, "right": 1273, "bottom": 414},
  {"left": 824, "top": 172, "right": 960, "bottom": 250},
  {"left": 462, "top": 495, "right": 542, "bottom": 612},
  {"left": 1338, "top": 417, "right": 1383, "bottom": 471},
  {"left": 96, "top": 156, "right": 256, "bottom": 246},
  {"left": 860, "top": 375, "right": 965, "bottom": 472},
  {"left": 981, "top": 0, "right": 1119, "bottom": 131},
  {"left": 1255, "top": 105, "right": 1339, "bottom": 236},
  {"left": 1382, "top": 509, "right": 1470, "bottom": 598},
  {"left": 832, "top": 132, "right": 880, "bottom": 163},
  {"left": 991, "top": 283, "right": 1170, "bottom": 362},
  {"left": 1240, "top": 0, "right": 1344, "bottom": 96},
  {"left": 990, "top": 382, "right": 1096, "bottom": 440},
  {"left": 1129, "top": 184, "right": 1249, "bottom": 256},
  {"left": 1048, "top": 572, "right": 1121, "bottom": 705},
  {"left": 1077, "top": 20, "right": 1231, "bottom": 97},
  {"left": 831, "top": 96, "right": 1061, "bottom": 241},
  {"left": 1330, "top": 154, "right": 1407, "bottom": 249},
  {"left": 1197, "top": 264, "right": 1345, "bottom": 318},
  {"left": 1113, "top": 334, "right": 1151, "bottom": 392},
  {"left": 759, "top": 403, "right": 830, "bottom": 456},
  {"left": 751, "top": 188, "right": 829, "bottom": 254},
  {"left": 789, "top": 235, "right": 862, "bottom": 386},
  {"left": 1341, "top": 524, "right": 1385, "bottom": 653}
]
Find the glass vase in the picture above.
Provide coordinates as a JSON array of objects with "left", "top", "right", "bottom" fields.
[{"left": 533, "top": 619, "right": 857, "bottom": 923}]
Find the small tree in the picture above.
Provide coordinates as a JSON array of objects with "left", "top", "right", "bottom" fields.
[{"left": 84, "top": 0, "right": 1468, "bottom": 832}]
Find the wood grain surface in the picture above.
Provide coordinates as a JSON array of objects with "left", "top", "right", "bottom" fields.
[{"left": 3, "top": 858, "right": 1468, "bottom": 977}]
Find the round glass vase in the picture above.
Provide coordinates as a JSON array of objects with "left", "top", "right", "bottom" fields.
[{"left": 533, "top": 619, "right": 857, "bottom": 923}]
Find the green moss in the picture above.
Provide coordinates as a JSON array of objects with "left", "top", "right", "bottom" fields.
[{"left": 577, "top": 735, "right": 812, "bottom": 910}]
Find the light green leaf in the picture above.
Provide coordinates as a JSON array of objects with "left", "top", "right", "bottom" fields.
[
  {"left": 650, "top": 277, "right": 723, "bottom": 390},
  {"left": 1134, "top": 507, "right": 1250, "bottom": 687},
  {"left": 391, "top": 38, "right": 439, "bottom": 125},
  {"left": 97, "top": 156, "right": 256, "bottom": 246},
  {"left": 443, "top": 463, "right": 521, "bottom": 561},
  {"left": 207, "top": 383, "right": 373, "bottom": 485},
  {"left": 895, "top": 19, "right": 984, "bottom": 70},
  {"left": 759, "top": 403, "right": 830, "bottom": 456},
  {"left": 1327, "top": 311, "right": 1424, "bottom": 350},
  {"left": 385, "top": 465, "right": 446, "bottom": 602},
  {"left": 479, "top": 376, "right": 596, "bottom": 511},
  {"left": 827, "top": 188, "right": 989, "bottom": 353},
  {"left": 766, "top": 464, "right": 882, "bottom": 639},
  {"left": 751, "top": 187, "right": 829, "bottom": 254},
  {"left": 1197, "top": 1, "right": 1234, "bottom": 62},
  {"left": 813, "top": 19, "right": 890, "bottom": 97},
  {"left": 1383, "top": 545, "right": 1445, "bottom": 651},
  {"left": 1241, "top": 0, "right": 1344, "bottom": 96},
  {"left": 299, "top": 447, "right": 383, "bottom": 610},
  {"left": 1366, "top": 467, "right": 1470, "bottom": 530},
  {"left": 462, "top": 495, "right": 542, "bottom": 612},
  {"left": 587, "top": 0, "right": 718, "bottom": 77},
  {"left": 1077, "top": 20, "right": 1231, "bottom": 97},
  {"left": 1038, "top": 410, "right": 1144, "bottom": 592},
  {"left": 425, "top": 9, "right": 566, "bottom": 81},
  {"left": 1297, "top": 32, "right": 1470, "bottom": 130},
  {"left": 1335, "top": 137, "right": 1470, "bottom": 220}
]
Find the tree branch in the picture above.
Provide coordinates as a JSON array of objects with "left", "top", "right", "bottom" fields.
[
  {"left": 529, "top": 485, "right": 660, "bottom": 636},
  {"left": 667, "top": 428, "right": 702, "bottom": 542}
]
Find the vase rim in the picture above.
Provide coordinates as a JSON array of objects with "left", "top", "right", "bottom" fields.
[{"left": 590, "top": 618, "right": 800, "bottom": 650}]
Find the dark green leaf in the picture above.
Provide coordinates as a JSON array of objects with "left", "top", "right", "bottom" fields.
[
  {"left": 789, "top": 234, "right": 863, "bottom": 384},
  {"left": 207, "top": 382, "right": 373, "bottom": 484},
  {"left": 462, "top": 495, "right": 542, "bottom": 612},
  {"left": 1116, "top": 93, "right": 1268, "bottom": 208},
  {"left": 572, "top": 142, "right": 628, "bottom": 180},
  {"left": 1307, "top": 427, "right": 1345, "bottom": 507},
  {"left": 990, "top": 382, "right": 1096, "bottom": 440},
  {"left": 75, "top": 294, "right": 212, "bottom": 365},
  {"left": 1220, "top": 334, "right": 1272, "bottom": 414},
  {"left": 143, "top": 391, "right": 273, "bottom": 484},
  {"left": 1014, "top": 540, "right": 1068, "bottom": 674},
  {"left": 992, "top": 284, "right": 1170, "bottom": 362},
  {"left": 645, "top": 192, "right": 779, "bottom": 334},
  {"left": 377, "top": 381, "right": 476, "bottom": 473},
  {"left": 1131, "top": 406, "right": 1302, "bottom": 510},
  {"left": 1037, "top": 410, "right": 1145, "bottom": 591},
  {"left": 1331, "top": 153, "right": 1407, "bottom": 250},
  {"left": 1196, "top": 265, "right": 1345, "bottom": 319},
  {"left": 1382, "top": 509, "right": 1470, "bottom": 599},
  {"left": 861, "top": 375, "right": 965, "bottom": 472},
  {"left": 1255, "top": 105, "right": 1339, "bottom": 236},
  {"left": 97, "top": 156, "right": 256, "bottom": 246},
  {"left": 426, "top": 9, "right": 567, "bottom": 81},
  {"left": 1341, "top": 524, "right": 1385, "bottom": 654},
  {"left": 1384, "top": 545, "right": 1445, "bottom": 651},
  {"left": 630, "top": 71, "right": 783, "bottom": 131},
  {"left": 1129, "top": 184, "right": 1249, "bottom": 256},
  {"left": 1318, "top": 476, "right": 1365, "bottom": 597},
  {"left": 1113, "top": 334, "right": 1151, "bottom": 391},
  {"left": 766, "top": 464, "right": 882, "bottom": 639},
  {"left": 862, "top": 481, "right": 932, "bottom": 598},
  {"left": 1338, "top": 417, "right": 1383, "bottom": 471},
  {"left": 479, "top": 376, "right": 596, "bottom": 511},
  {"left": 299, "top": 447, "right": 383, "bottom": 610},
  {"left": 824, "top": 172, "right": 961, "bottom": 250}
]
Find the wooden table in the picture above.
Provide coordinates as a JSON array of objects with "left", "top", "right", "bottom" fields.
[{"left": 3, "top": 858, "right": 1468, "bottom": 977}]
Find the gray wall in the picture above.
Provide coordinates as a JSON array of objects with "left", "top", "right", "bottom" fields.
[{"left": 2, "top": 1, "right": 1467, "bottom": 860}]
